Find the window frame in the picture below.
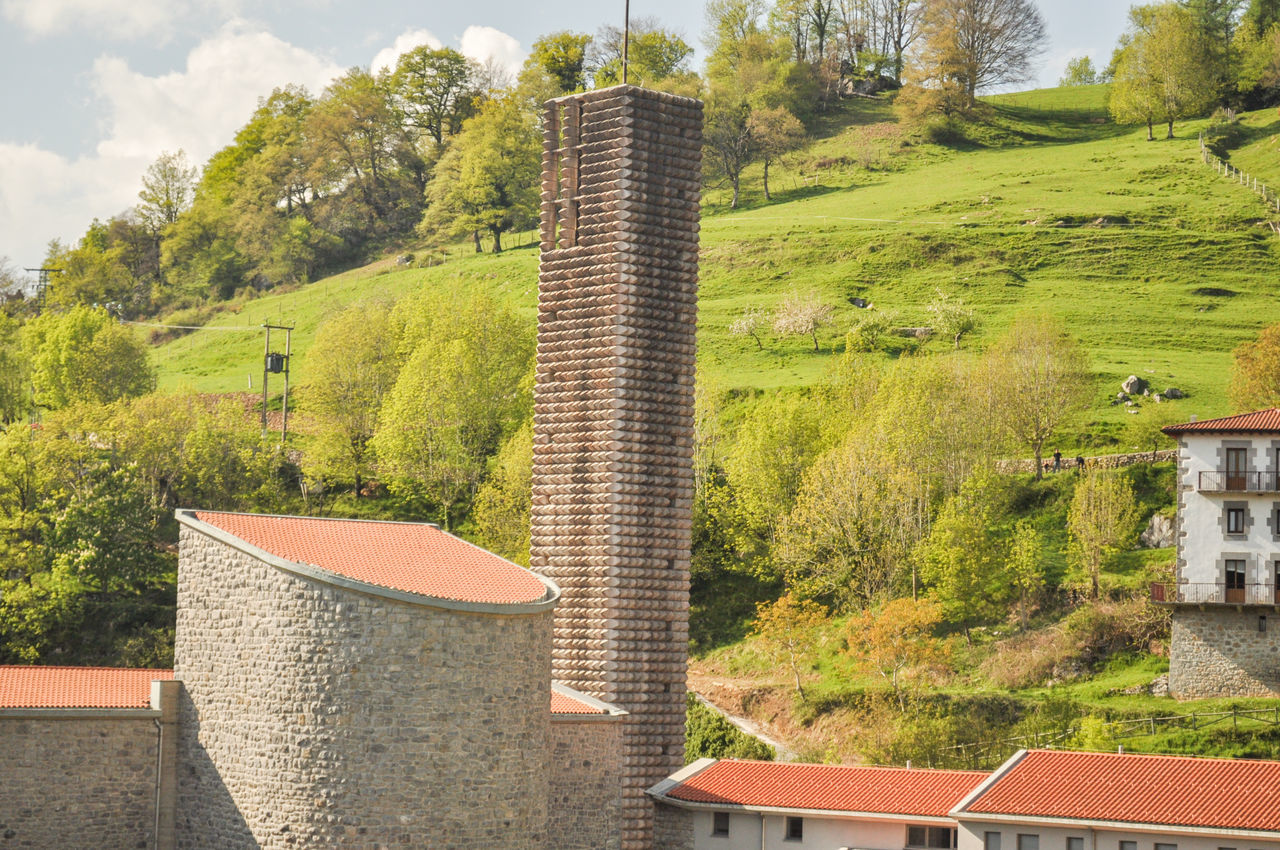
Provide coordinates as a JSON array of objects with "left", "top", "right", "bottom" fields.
[
  {"left": 985, "top": 833, "right": 1002, "bottom": 850},
  {"left": 786, "top": 816, "right": 804, "bottom": 841},
  {"left": 711, "top": 811, "right": 729, "bottom": 837},
  {"left": 1017, "top": 834, "right": 1040, "bottom": 850},
  {"left": 1228, "top": 507, "right": 1246, "bottom": 535}
]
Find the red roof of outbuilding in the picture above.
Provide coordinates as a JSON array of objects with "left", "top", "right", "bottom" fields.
[
  {"left": 960, "top": 749, "right": 1280, "bottom": 832},
  {"left": 0, "top": 666, "right": 171, "bottom": 709},
  {"left": 1163, "top": 408, "right": 1280, "bottom": 435},
  {"left": 191, "top": 511, "right": 549, "bottom": 606},
  {"left": 663, "top": 760, "right": 987, "bottom": 817},
  {"left": 551, "top": 690, "right": 608, "bottom": 715}
]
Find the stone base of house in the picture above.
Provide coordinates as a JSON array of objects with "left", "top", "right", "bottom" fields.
[{"left": 1170, "top": 608, "right": 1280, "bottom": 698}]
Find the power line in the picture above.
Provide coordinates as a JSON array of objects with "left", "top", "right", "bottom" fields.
[{"left": 122, "top": 320, "right": 264, "bottom": 332}]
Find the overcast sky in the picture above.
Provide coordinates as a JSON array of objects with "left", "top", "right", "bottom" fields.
[{"left": 0, "top": 0, "right": 1131, "bottom": 271}]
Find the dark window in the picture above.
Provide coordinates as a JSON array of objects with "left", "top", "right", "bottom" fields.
[
  {"left": 909, "top": 827, "right": 956, "bottom": 848},
  {"left": 712, "top": 812, "right": 729, "bottom": 837},
  {"left": 1155, "top": 843, "right": 1177, "bottom": 850},
  {"left": 1018, "top": 835, "right": 1039, "bottom": 850},
  {"left": 1228, "top": 507, "right": 1246, "bottom": 534},
  {"left": 1218, "top": 846, "right": 1236, "bottom": 850},
  {"left": 985, "top": 833, "right": 1002, "bottom": 850},
  {"left": 1227, "top": 448, "right": 1248, "bottom": 489},
  {"left": 1120, "top": 842, "right": 1137, "bottom": 850},
  {"left": 1227, "top": 560, "right": 1247, "bottom": 589},
  {"left": 786, "top": 816, "right": 804, "bottom": 841},
  {"left": 1068, "top": 838, "right": 1084, "bottom": 850},
  {"left": 1260, "top": 616, "right": 1268, "bottom": 633}
]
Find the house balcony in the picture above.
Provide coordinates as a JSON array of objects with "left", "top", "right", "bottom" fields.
[
  {"left": 1151, "top": 582, "right": 1280, "bottom": 606},
  {"left": 1197, "top": 471, "right": 1280, "bottom": 493}
]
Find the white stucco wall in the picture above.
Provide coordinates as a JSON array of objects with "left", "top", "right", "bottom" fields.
[
  {"left": 1177, "top": 435, "right": 1280, "bottom": 594},
  {"left": 691, "top": 809, "right": 938, "bottom": 850},
  {"left": 959, "top": 820, "right": 1280, "bottom": 850}
]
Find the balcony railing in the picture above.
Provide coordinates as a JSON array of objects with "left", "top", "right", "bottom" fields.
[
  {"left": 1151, "top": 582, "right": 1280, "bottom": 605},
  {"left": 1197, "top": 471, "right": 1280, "bottom": 493}
]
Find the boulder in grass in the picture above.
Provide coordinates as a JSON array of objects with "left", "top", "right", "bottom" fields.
[{"left": 1121, "top": 375, "right": 1148, "bottom": 395}]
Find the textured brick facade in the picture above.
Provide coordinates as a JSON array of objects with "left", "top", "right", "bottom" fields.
[
  {"left": 174, "top": 524, "right": 553, "bottom": 849},
  {"left": 548, "top": 715, "right": 624, "bottom": 850},
  {"left": 1170, "top": 607, "right": 1280, "bottom": 697},
  {"left": 0, "top": 713, "right": 159, "bottom": 849},
  {"left": 531, "top": 83, "right": 701, "bottom": 850}
]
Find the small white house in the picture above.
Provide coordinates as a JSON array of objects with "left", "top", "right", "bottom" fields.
[
  {"left": 1159, "top": 409, "right": 1280, "bottom": 697},
  {"left": 952, "top": 749, "right": 1280, "bottom": 850},
  {"left": 649, "top": 758, "right": 988, "bottom": 850}
]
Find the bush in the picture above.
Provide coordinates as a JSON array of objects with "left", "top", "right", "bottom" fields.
[
  {"left": 685, "top": 692, "right": 775, "bottom": 763},
  {"left": 1203, "top": 108, "right": 1244, "bottom": 158}
]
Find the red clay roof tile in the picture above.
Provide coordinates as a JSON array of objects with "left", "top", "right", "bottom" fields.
[
  {"left": 192, "top": 511, "right": 549, "bottom": 606},
  {"left": 551, "top": 689, "right": 608, "bottom": 715},
  {"left": 1163, "top": 408, "right": 1280, "bottom": 435},
  {"left": 0, "top": 666, "right": 171, "bottom": 709},
  {"left": 665, "top": 760, "right": 987, "bottom": 817},
  {"left": 962, "top": 749, "right": 1280, "bottom": 832}
]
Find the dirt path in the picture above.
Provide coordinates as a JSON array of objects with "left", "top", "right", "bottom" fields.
[{"left": 692, "top": 690, "right": 800, "bottom": 761}]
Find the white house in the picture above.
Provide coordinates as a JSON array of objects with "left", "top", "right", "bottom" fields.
[
  {"left": 951, "top": 749, "right": 1280, "bottom": 850},
  {"left": 1159, "top": 409, "right": 1280, "bottom": 697},
  {"left": 648, "top": 758, "right": 988, "bottom": 850}
]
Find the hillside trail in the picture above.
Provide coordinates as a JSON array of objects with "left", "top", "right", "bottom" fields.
[{"left": 689, "top": 672, "right": 800, "bottom": 761}]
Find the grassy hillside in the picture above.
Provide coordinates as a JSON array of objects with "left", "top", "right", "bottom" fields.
[{"left": 153, "top": 85, "right": 1280, "bottom": 444}]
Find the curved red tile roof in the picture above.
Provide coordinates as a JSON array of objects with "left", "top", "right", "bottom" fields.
[
  {"left": 962, "top": 749, "right": 1280, "bottom": 832},
  {"left": 664, "top": 760, "right": 987, "bottom": 817},
  {"left": 551, "top": 689, "right": 608, "bottom": 715},
  {"left": 0, "top": 666, "right": 171, "bottom": 709},
  {"left": 1163, "top": 408, "right": 1280, "bottom": 435},
  {"left": 192, "top": 511, "right": 549, "bottom": 606}
]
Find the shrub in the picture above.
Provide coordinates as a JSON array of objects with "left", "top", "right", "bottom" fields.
[{"left": 685, "top": 692, "right": 775, "bottom": 763}]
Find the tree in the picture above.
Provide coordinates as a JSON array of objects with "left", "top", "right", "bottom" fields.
[
  {"left": 704, "top": 98, "right": 755, "bottom": 208},
  {"left": 302, "top": 301, "right": 403, "bottom": 497},
  {"left": 1007, "top": 519, "right": 1043, "bottom": 630},
  {"left": 370, "top": 293, "right": 533, "bottom": 528},
  {"left": 1243, "top": 0, "right": 1280, "bottom": 37},
  {"left": 590, "top": 18, "right": 696, "bottom": 88},
  {"left": 926, "top": 289, "right": 977, "bottom": 349},
  {"left": 1182, "top": 0, "right": 1245, "bottom": 100},
  {"left": 752, "top": 593, "right": 828, "bottom": 698},
  {"left": 1230, "top": 321, "right": 1280, "bottom": 410},
  {"left": 1109, "top": 4, "right": 1217, "bottom": 140},
  {"left": 915, "top": 0, "right": 1048, "bottom": 110},
  {"left": 730, "top": 305, "right": 769, "bottom": 349},
  {"left": 420, "top": 95, "right": 541, "bottom": 253},
  {"left": 773, "top": 290, "right": 835, "bottom": 351},
  {"left": 391, "top": 46, "right": 478, "bottom": 147},
  {"left": 525, "top": 31, "right": 592, "bottom": 94},
  {"left": 0, "top": 312, "right": 31, "bottom": 424},
  {"left": 984, "top": 314, "right": 1092, "bottom": 479},
  {"left": 137, "top": 150, "right": 197, "bottom": 233},
  {"left": 916, "top": 470, "right": 1009, "bottom": 629},
  {"left": 848, "top": 596, "right": 948, "bottom": 709},
  {"left": 471, "top": 422, "right": 533, "bottom": 566},
  {"left": 748, "top": 106, "right": 806, "bottom": 200},
  {"left": 1060, "top": 55, "right": 1101, "bottom": 85},
  {"left": 1068, "top": 470, "right": 1140, "bottom": 598},
  {"left": 21, "top": 306, "right": 153, "bottom": 410}
]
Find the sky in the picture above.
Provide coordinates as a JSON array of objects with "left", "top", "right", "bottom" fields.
[{"left": 0, "top": 0, "right": 1131, "bottom": 275}]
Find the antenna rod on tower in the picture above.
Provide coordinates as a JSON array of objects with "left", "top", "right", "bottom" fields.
[{"left": 623, "top": 0, "right": 631, "bottom": 84}]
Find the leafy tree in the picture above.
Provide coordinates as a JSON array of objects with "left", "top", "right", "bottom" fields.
[
  {"left": 748, "top": 105, "right": 806, "bottom": 200},
  {"left": 847, "top": 309, "right": 898, "bottom": 352},
  {"left": 526, "top": 31, "right": 592, "bottom": 94},
  {"left": 590, "top": 18, "right": 696, "bottom": 88},
  {"left": 752, "top": 592, "right": 828, "bottom": 698},
  {"left": 302, "top": 301, "right": 403, "bottom": 497},
  {"left": 1068, "top": 470, "right": 1140, "bottom": 599},
  {"left": 916, "top": 471, "right": 1009, "bottom": 629},
  {"left": 915, "top": 0, "right": 1047, "bottom": 110},
  {"left": 685, "top": 692, "right": 775, "bottom": 761},
  {"left": 1007, "top": 519, "right": 1043, "bottom": 630},
  {"left": 471, "top": 421, "right": 533, "bottom": 566},
  {"left": 420, "top": 95, "right": 541, "bottom": 253},
  {"left": 21, "top": 306, "right": 153, "bottom": 410},
  {"left": 1243, "top": 0, "right": 1280, "bottom": 37},
  {"left": 704, "top": 98, "right": 756, "bottom": 208},
  {"left": 1060, "top": 55, "right": 1101, "bottom": 85},
  {"left": 42, "top": 229, "right": 140, "bottom": 315},
  {"left": 1182, "top": 0, "right": 1245, "bottom": 100},
  {"left": 848, "top": 596, "right": 948, "bottom": 710},
  {"left": 1109, "top": 4, "right": 1217, "bottom": 140},
  {"left": 730, "top": 305, "right": 769, "bottom": 349},
  {"left": 137, "top": 150, "right": 197, "bottom": 233},
  {"left": 0, "top": 312, "right": 30, "bottom": 424},
  {"left": 926, "top": 288, "right": 977, "bottom": 349},
  {"left": 391, "top": 46, "right": 478, "bottom": 147},
  {"left": 370, "top": 293, "right": 534, "bottom": 528},
  {"left": 984, "top": 314, "right": 1092, "bottom": 479},
  {"left": 773, "top": 290, "right": 835, "bottom": 351},
  {"left": 1230, "top": 321, "right": 1280, "bottom": 409}
]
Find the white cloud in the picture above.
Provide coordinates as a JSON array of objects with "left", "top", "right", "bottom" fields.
[
  {"left": 459, "top": 25, "right": 524, "bottom": 76},
  {"left": 370, "top": 28, "right": 442, "bottom": 75},
  {"left": 2, "top": 0, "right": 193, "bottom": 38},
  {"left": 0, "top": 21, "right": 343, "bottom": 264}
]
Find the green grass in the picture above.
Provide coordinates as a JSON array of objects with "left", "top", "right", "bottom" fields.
[{"left": 152, "top": 89, "right": 1280, "bottom": 446}]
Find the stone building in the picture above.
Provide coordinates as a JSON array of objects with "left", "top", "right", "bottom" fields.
[
  {"left": 0, "top": 83, "right": 700, "bottom": 850},
  {"left": 1157, "top": 409, "right": 1280, "bottom": 697}
]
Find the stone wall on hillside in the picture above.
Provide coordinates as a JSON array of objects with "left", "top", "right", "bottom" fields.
[
  {"left": 1170, "top": 607, "right": 1280, "bottom": 698},
  {"left": 174, "top": 525, "right": 553, "bottom": 849}
]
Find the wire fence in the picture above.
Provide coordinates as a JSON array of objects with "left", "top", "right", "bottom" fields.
[{"left": 1199, "top": 131, "right": 1280, "bottom": 228}]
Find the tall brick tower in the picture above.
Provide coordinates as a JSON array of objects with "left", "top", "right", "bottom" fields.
[{"left": 530, "top": 85, "right": 702, "bottom": 850}]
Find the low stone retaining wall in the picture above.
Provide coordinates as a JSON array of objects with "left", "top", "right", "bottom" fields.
[{"left": 997, "top": 449, "right": 1177, "bottom": 475}]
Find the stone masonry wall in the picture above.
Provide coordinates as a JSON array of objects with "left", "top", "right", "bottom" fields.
[
  {"left": 1170, "top": 607, "right": 1280, "bottom": 697},
  {"left": 547, "top": 717, "right": 623, "bottom": 850},
  {"left": 0, "top": 714, "right": 158, "bottom": 849},
  {"left": 531, "top": 83, "right": 701, "bottom": 850},
  {"left": 174, "top": 526, "right": 552, "bottom": 849},
  {"left": 652, "top": 804, "right": 695, "bottom": 850}
]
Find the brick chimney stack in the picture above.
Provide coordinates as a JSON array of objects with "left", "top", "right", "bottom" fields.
[{"left": 530, "top": 84, "right": 702, "bottom": 850}]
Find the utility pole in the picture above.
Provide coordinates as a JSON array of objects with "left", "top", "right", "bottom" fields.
[
  {"left": 623, "top": 0, "right": 631, "bottom": 84},
  {"left": 23, "top": 268, "right": 62, "bottom": 312},
  {"left": 261, "top": 323, "right": 294, "bottom": 442}
]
